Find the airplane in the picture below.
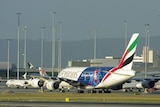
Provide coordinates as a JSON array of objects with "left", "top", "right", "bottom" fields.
[
  {"left": 151, "top": 80, "right": 160, "bottom": 92},
  {"left": 6, "top": 79, "right": 30, "bottom": 89},
  {"left": 29, "top": 67, "right": 72, "bottom": 92},
  {"left": 57, "top": 33, "right": 139, "bottom": 93},
  {"left": 120, "top": 70, "right": 160, "bottom": 93},
  {"left": 6, "top": 64, "right": 46, "bottom": 89},
  {"left": 122, "top": 80, "right": 142, "bottom": 92},
  {"left": 6, "top": 73, "right": 31, "bottom": 89},
  {"left": 122, "top": 79, "right": 160, "bottom": 93}
]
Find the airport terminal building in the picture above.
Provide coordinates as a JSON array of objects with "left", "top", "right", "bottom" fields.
[
  {"left": 67, "top": 47, "right": 160, "bottom": 73},
  {"left": 0, "top": 47, "right": 160, "bottom": 79},
  {"left": 0, "top": 62, "right": 16, "bottom": 79}
]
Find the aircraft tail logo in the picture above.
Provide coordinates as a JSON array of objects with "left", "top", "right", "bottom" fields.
[
  {"left": 102, "top": 33, "right": 139, "bottom": 82},
  {"left": 117, "top": 33, "right": 139, "bottom": 70},
  {"left": 38, "top": 67, "right": 48, "bottom": 76},
  {"left": 27, "top": 62, "right": 34, "bottom": 69}
]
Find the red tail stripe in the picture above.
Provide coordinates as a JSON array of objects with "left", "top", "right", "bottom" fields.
[
  {"left": 102, "top": 49, "right": 128, "bottom": 82},
  {"left": 117, "top": 49, "right": 128, "bottom": 68}
]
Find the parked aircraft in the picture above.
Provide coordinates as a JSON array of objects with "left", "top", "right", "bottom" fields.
[
  {"left": 29, "top": 67, "right": 72, "bottom": 92},
  {"left": 6, "top": 73, "right": 30, "bottom": 88},
  {"left": 122, "top": 80, "right": 142, "bottom": 92},
  {"left": 122, "top": 71, "right": 160, "bottom": 93},
  {"left": 58, "top": 33, "right": 139, "bottom": 93},
  {"left": 122, "top": 80, "right": 160, "bottom": 93},
  {"left": 6, "top": 79, "right": 30, "bottom": 89}
]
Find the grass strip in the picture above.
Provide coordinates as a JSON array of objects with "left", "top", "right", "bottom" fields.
[{"left": 0, "top": 92, "right": 160, "bottom": 104}]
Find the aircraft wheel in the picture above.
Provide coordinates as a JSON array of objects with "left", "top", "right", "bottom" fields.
[
  {"left": 24, "top": 87, "right": 28, "bottom": 89},
  {"left": 77, "top": 90, "right": 84, "bottom": 93},
  {"left": 88, "top": 90, "right": 97, "bottom": 93},
  {"left": 103, "top": 89, "right": 111, "bottom": 93},
  {"left": 59, "top": 89, "right": 65, "bottom": 92},
  {"left": 92, "top": 90, "right": 97, "bottom": 93},
  {"left": 129, "top": 89, "right": 133, "bottom": 92},
  {"left": 98, "top": 90, "right": 103, "bottom": 93},
  {"left": 124, "top": 89, "right": 128, "bottom": 92},
  {"left": 138, "top": 89, "right": 141, "bottom": 92}
]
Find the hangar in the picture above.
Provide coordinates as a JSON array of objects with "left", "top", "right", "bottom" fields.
[{"left": 0, "top": 62, "right": 16, "bottom": 79}]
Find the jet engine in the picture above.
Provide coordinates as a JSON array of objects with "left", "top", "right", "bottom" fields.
[
  {"left": 45, "top": 80, "right": 60, "bottom": 90},
  {"left": 30, "top": 78, "right": 44, "bottom": 88},
  {"left": 136, "top": 80, "right": 155, "bottom": 88}
]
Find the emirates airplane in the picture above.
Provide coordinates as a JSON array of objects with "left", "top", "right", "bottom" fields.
[{"left": 57, "top": 33, "right": 139, "bottom": 93}]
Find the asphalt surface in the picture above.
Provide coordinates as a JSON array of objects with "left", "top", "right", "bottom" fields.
[
  {"left": 0, "top": 102, "right": 160, "bottom": 107},
  {"left": 1, "top": 82, "right": 160, "bottom": 107}
]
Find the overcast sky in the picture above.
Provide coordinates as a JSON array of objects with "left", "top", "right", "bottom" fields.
[{"left": 1, "top": 0, "right": 160, "bottom": 41}]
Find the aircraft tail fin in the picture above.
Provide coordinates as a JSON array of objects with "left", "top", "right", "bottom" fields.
[
  {"left": 101, "top": 33, "right": 139, "bottom": 83},
  {"left": 117, "top": 33, "right": 139, "bottom": 70},
  {"left": 22, "top": 72, "right": 27, "bottom": 79},
  {"left": 27, "top": 62, "right": 34, "bottom": 69},
  {"left": 38, "top": 67, "right": 48, "bottom": 76}
]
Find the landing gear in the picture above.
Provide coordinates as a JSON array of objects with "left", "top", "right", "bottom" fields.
[
  {"left": 138, "top": 89, "right": 141, "bottom": 92},
  {"left": 88, "top": 90, "right": 97, "bottom": 93},
  {"left": 39, "top": 87, "right": 44, "bottom": 93},
  {"left": 77, "top": 90, "right": 84, "bottom": 93},
  {"left": 59, "top": 88, "right": 65, "bottom": 92},
  {"left": 98, "top": 89, "right": 111, "bottom": 93},
  {"left": 76, "top": 88, "right": 111, "bottom": 93},
  {"left": 59, "top": 87, "right": 71, "bottom": 93},
  {"left": 122, "top": 88, "right": 133, "bottom": 92}
]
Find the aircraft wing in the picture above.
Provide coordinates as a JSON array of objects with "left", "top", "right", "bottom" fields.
[
  {"left": 146, "top": 72, "right": 160, "bottom": 77},
  {"left": 132, "top": 77, "right": 160, "bottom": 82},
  {"left": 59, "top": 78, "right": 81, "bottom": 87},
  {"left": 127, "top": 76, "right": 160, "bottom": 90}
]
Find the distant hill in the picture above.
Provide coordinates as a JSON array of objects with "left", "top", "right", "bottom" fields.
[{"left": 0, "top": 36, "right": 159, "bottom": 68}]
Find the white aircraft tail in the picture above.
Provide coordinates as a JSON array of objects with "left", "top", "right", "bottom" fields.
[
  {"left": 22, "top": 72, "right": 27, "bottom": 79},
  {"left": 117, "top": 33, "right": 139, "bottom": 70},
  {"left": 101, "top": 33, "right": 139, "bottom": 83},
  {"left": 38, "top": 67, "right": 48, "bottom": 76},
  {"left": 27, "top": 62, "right": 34, "bottom": 69}
]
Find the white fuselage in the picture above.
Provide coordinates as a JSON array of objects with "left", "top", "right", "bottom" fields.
[
  {"left": 58, "top": 67, "right": 87, "bottom": 81},
  {"left": 58, "top": 67, "right": 136, "bottom": 89},
  {"left": 6, "top": 79, "right": 30, "bottom": 88},
  {"left": 96, "top": 69, "right": 136, "bottom": 88}
]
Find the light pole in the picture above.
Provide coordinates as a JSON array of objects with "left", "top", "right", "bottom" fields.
[
  {"left": 23, "top": 25, "right": 27, "bottom": 73},
  {"left": 17, "top": 12, "right": 21, "bottom": 80},
  {"left": 144, "top": 24, "right": 150, "bottom": 78},
  {"left": 7, "top": 39, "right": 12, "bottom": 79},
  {"left": 124, "top": 20, "right": 128, "bottom": 48},
  {"left": 58, "top": 22, "right": 62, "bottom": 73},
  {"left": 40, "top": 26, "right": 46, "bottom": 68},
  {"left": 51, "top": 11, "right": 56, "bottom": 76},
  {"left": 93, "top": 28, "right": 97, "bottom": 59}
]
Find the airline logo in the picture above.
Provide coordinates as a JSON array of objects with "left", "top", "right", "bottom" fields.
[
  {"left": 78, "top": 67, "right": 111, "bottom": 87},
  {"left": 89, "top": 68, "right": 101, "bottom": 86},
  {"left": 39, "top": 67, "right": 48, "bottom": 76},
  {"left": 118, "top": 34, "right": 138, "bottom": 69},
  {"left": 101, "top": 33, "right": 139, "bottom": 83},
  {"left": 58, "top": 67, "right": 87, "bottom": 81}
]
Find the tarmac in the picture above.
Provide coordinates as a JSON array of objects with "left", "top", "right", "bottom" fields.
[
  {"left": 0, "top": 102, "right": 160, "bottom": 107},
  {"left": 0, "top": 82, "right": 160, "bottom": 107}
]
